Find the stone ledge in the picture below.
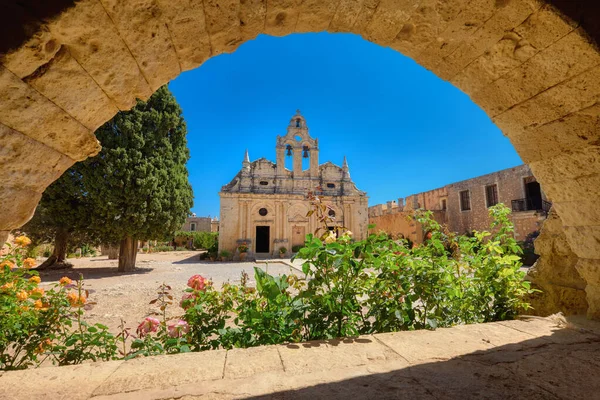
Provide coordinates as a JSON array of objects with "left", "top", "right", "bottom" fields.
[{"left": 2, "top": 316, "right": 600, "bottom": 399}]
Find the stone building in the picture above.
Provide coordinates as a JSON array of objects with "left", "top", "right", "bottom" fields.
[
  {"left": 369, "top": 165, "right": 550, "bottom": 243},
  {"left": 219, "top": 111, "right": 368, "bottom": 257},
  {"left": 181, "top": 214, "right": 212, "bottom": 232}
]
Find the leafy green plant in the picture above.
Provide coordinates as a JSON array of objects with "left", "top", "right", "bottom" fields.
[{"left": 219, "top": 250, "right": 231, "bottom": 261}]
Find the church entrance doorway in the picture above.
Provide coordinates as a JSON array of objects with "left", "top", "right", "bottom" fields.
[{"left": 255, "top": 226, "right": 270, "bottom": 253}]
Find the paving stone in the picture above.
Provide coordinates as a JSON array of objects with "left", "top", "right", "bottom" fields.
[
  {"left": 224, "top": 345, "right": 284, "bottom": 379},
  {"left": 92, "top": 350, "right": 227, "bottom": 396},
  {"left": 278, "top": 335, "right": 405, "bottom": 374},
  {"left": 497, "top": 317, "right": 598, "bottom": 344},
  {"left": 375, "top": 326, "right": 495, "bottom": 363},
  {"left": 0, "top": 360, "right": 123, "bottom": 400},
  {"left": 502, "top": 342, "right": 600, "bottom": 399}
]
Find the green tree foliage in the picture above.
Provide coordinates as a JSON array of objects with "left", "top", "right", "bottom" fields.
[
  {"left": 79, "top": 85, "right": 193, "bottom": 271},
  {"left": 21, "top": 169, "right": 94, "bottom": 270}
]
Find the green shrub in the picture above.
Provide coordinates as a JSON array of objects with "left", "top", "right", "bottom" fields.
[
  {"left": 2, "top": 204, "right": 537, "bottom": 369},
  {"left": 278, "top": 247, "right": 287, "bottom": 254},
  {"left": 291, "top": 245, "right": 303, "bottom": 253},
  {"left": 175, "top": 247, "right": 187, "bottom": 251},
  {"left": 1, "top": 236, "right": 119, "bottom": 370},
  {"left": 219, "top": 250, "right": 231, "bottom": 261}
]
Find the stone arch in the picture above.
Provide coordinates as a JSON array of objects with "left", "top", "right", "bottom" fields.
[{"left": 1, "top": 0, "right": 600, "bottom": 317}]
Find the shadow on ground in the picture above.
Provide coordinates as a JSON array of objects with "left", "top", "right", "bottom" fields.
[
  {"left": 37, "top": 266, "right": 154, "bottom": 282},
  {"left": 242, "top": 321, "right": 600, "bottom": 400}
]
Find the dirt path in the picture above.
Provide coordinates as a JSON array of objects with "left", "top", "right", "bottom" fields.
[{"left": 37, "top": 251, "right": 299, "bottom": 333}]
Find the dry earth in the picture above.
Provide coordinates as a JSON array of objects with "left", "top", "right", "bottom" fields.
[{"left": 36, "top": 251, "right": 300, "bottom": 333}]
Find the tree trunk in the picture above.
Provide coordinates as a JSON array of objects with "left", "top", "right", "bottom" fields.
[
  {"left": 118, "top": 236, "right": 138, "bottom": 272},
  {"left": 38, "top": 228, "right": 72, "bottom": 270}
]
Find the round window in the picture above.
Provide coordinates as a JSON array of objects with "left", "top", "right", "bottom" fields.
[
  {"left": 328, "top": 209, "right": 336, "bottom": 217},
  {"left": 259, "top": 208, "right": 268, "bottom": 216}
]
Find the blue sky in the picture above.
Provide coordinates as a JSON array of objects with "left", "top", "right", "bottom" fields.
[{"left": 169, "top": 33, "right": 522, "bottom": 217}]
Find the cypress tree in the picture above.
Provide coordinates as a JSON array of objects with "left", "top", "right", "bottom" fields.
[{"left": 80, "top": 85, "right": 193, "bottom": 271}]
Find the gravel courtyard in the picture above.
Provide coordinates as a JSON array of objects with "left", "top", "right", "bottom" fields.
[{"left": 36, "top": 251, "right": 302, "bottom": 333}]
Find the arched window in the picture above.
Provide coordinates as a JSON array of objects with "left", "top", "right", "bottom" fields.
[
  {"left": 296, "top": 119, "right": 301, "bottom": 127},
  {"left": 190, "top": 223, "right": 196, "bottom": 231}
]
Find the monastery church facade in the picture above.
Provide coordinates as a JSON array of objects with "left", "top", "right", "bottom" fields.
[{"left": 219, "top": 111, "right": 368, "bottom": 257}]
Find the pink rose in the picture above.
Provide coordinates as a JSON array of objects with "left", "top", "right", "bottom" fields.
[
  {"left": 137, "top": 317, "right": 160, "bottom": 337},
  {"left": 180, "top": 292, "right": 197, "bottom": 309},
  {"left": 187, "top": 275, "right": 206, "bottom": 291},
  {"left": 167, "top": 319, "right": 190, "bottom": 338}
]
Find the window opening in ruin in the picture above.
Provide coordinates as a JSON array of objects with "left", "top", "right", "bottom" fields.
[
  {"left": 460, "top": 190, "right": 471, "bottom": 211},
  {"left": 295, "top": 135, "right": 302, "bottom": 141},
  {"left": 190, "top": 223, "right": 196, "bottom": 231},
  {"left": 441, "top": 199, "right": 447, "bottom": 210},
  {"left": 328, "top": 209, "right": 336, "bottom": 217},
  {"left": 296, "top": 119, "right": 301, "bottom": 127},
  {"left": 524, "top": 178, "right": 543, "bottom": 210},
  {"left": 327, "top": 183, "right": 335, "bottom": 189},
  {"left": 260, "top": 181, "right": 268, "bottom": 186},
  {"left": 486, "top": 184, "right": 499, "bottom": 207},
  {"left": 259, "top": 207, "right": 268, "bottom": 216}
]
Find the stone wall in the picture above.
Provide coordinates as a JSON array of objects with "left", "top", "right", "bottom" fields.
[
  {"left": 181, "top": 216, "right": 212, "bottom": 233},
  {"left": 369, "top": 165, "right": 546, "bottom": 242}
]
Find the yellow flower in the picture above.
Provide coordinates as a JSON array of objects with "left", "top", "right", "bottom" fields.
[
  {"left": 325, "top": 231, "right": 336, "bottom": 244},
  {"left": 34, "top": 299, "right": 43, "bottom": 309},
  {"left": 16, "top": 291, "right": 28, "bottom": 301},
  {"left": 30, "top": 287, "right": 44, "bottom": 297},
  {"left": 59, "top": 277, "right": 72, "bottom": 286},
  {"left": 0, "top": 282, "right": 14, "bottom": 291},
  {"left": 0, "top": 260, "right": 15, "bottom": 269},
  {"left": 14, "top": 236, "right": 31, "bottom": 247},
  {"left": 67, "top": 292, "right": 86, "bottom": 307},
  {"left": 29, "top": 276, "right": 41, "bottom": 284},
  {"left": 22, "top": 258, "right": 36, "bottom": 269}
]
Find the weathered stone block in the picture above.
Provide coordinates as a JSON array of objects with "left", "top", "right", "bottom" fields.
[
  {"left": 390, "top": 0, "right": 468, "bottom": 59},
  {"left": 0, "top": 4, "right": 59, "bottom": 79},
  {"left": 156, "top": 0, "right": 212, "bottom": 71},
  {"left": 48, "top": 0, "right": 153, "bottom": 110},
  {"left": 363, "top": 0, "right": 416, "bottom": 46},
  {"left": 329, "top": 0, "right": 364, "bottom": 33},
  {"left": 0, "top": 124, "right": 74, "bottom": 191},
  {"left": 563, "top": 226, "right": 600, "bottom": 260},
  {"left": 0, "top": 66, "right": 99, "bottom": 161},
  {"left": 240, "top": 0, "right": 267, "bottom": 41},
  {"left": 481, "top": 28, "right": 600, "bottom": 115},
  {"left": 492, "top": 64, "right": 600, "bottom": 135},
  {"left": 513, "top": 3, "right": 577, "bottom": 49},
  {"left": 439, "top": 0, "right": 541, "bottom": 81},
  {"left": 264, "top": 0, "right": 301, "bottom": 37},
  {"left": 295, "top": 0, "right": 340, "bottom": 33},
  {"left": 23, "top": 46, "right": 119, "bottom": 131},
  {"left": 99, "top": 0, "right": 181, "bottom": 91},
  {"left": 204, "top": 0, "right": 243, "bottom": 55}
]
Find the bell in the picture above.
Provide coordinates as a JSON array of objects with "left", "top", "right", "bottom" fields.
[
  {"left": 286, "top": 145, "right": 292, "bottom": 156},
  {"left": 303, "top": 146, "right": 309, "bottom": 158}
]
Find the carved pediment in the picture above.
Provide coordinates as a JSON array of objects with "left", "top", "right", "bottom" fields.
[{"left": 288, "top": 213, "right": 308, "bottom": 222}]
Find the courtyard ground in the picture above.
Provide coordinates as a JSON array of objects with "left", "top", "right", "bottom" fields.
[{"left": 37, "top": 251, "right": 302, "bottom": 333}]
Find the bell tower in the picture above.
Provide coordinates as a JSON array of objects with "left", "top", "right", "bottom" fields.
[{"left": 276, "top": 110, "right": 319, "bottom": 177}]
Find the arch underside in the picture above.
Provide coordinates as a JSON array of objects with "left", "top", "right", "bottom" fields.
[{"left": 0, "top": 0, "right": 599, "bottom": 317}]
